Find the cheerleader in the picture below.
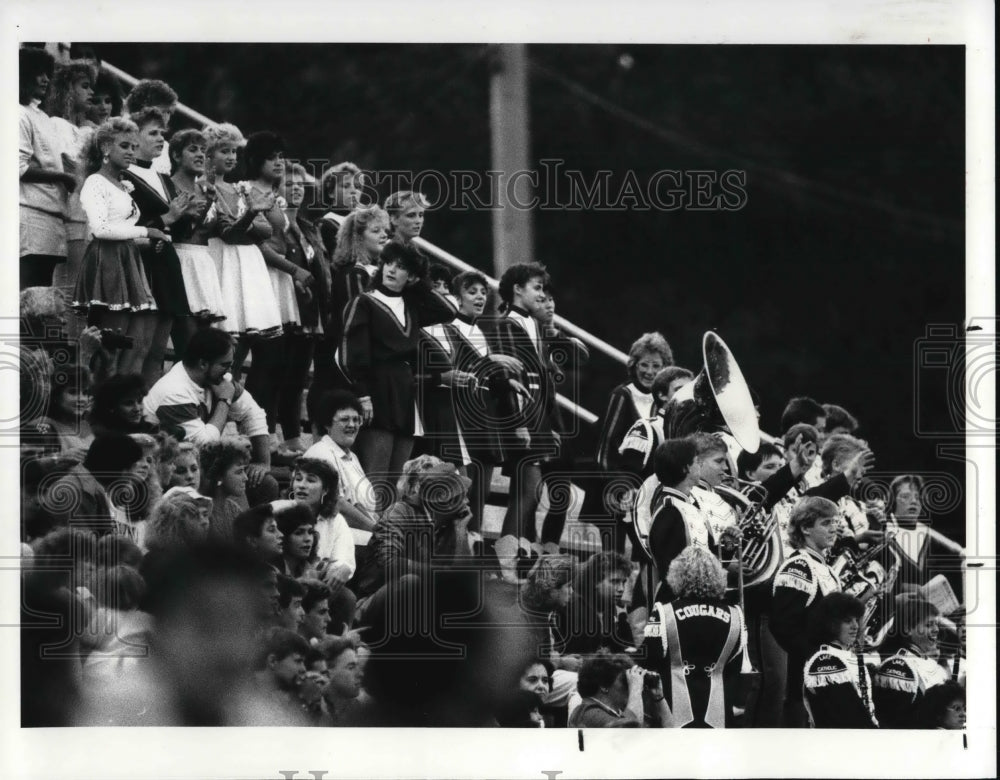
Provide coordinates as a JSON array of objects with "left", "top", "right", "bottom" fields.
[
  {"left": 203, "top": 123, "right": 283, "bottom": 340},
  {"left": 341, "top": 242, "right": 457, "bottom": 509},
  {"left": 241, "top": 138, "right": 323, "bottom": 454},
  {"left": 640, "top": 546, "right": 748, "bottom": 728},
  {"left": 166, "top": 129, "right": 226, "bottom": 334},
  {"left": 770, "top": 496, "right": 844, "bottom": 727},
  {"left": 72, "top": 118, "right": 162, "bottom": 376},
  {"left": 801, "top": 593, "right": 878, "bottom": 728},
  {"left": 122, "top": 106, "right": 196, "bottom": 385},
  {"left": 873, "top": 595, "right": 953, "bottom": 728}
]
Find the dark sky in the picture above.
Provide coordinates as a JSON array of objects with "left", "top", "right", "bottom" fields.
[{"left": 95, "top": 42, "right": 967, "bottom": 535}]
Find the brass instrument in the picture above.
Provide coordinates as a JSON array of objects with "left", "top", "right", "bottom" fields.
[
  {"left": 661, "top": 332, "right": 782, "bottom": 592},
  {"left": 831, "top": 528, "right": 902, "bottom": 648},
  {"left": 662, "top": 331, "right": 760, "bottom": 454},
  {"left": 715, "top": 478, "right": 783, "bottom": 591}
]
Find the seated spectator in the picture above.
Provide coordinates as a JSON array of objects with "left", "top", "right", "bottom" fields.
[
  {"left": 255, "top": 627, "right": 311, "bottom": 719},
  {"left": 233, "top": 501, "right": 286, "bottom": 564},
  {"left": 142, "top": 327, "right": 270, "bottom": 466},
  {"left": 200, "top": 439, "right": 255, "bottom": 542},
  {"left": 275, "top": 574, "right": 306, "bottom": 632},
  {"left": 568, "top": 650, "right": 666, "bottom": 728},
  {"left": 274, "top": 501, "right": 319, "bottom": 579},
  {"left": 19, "top": 286, "right": 103, "bottom": 382},
  {"left": 801, "top": 593, "right": 878, "bottom": 728},
  {"left": 354, "top": 456, "right": 473, "bottom": 620},
  {"left": 27, "top": 363, "right": 94, "bottom": 463},
  {"left": 303, "top": 390, "right": 377, "bottom": 534},
  {"left": 43, "top": 433, "right": 145, "bottom": 537},
  {"left": 80, "top": 564, "right": 154, "bottom": 696},
  {"left": 517, "top": 554, "right": 578, "bottom": 668},
  {"left": 142, "top": 486, "right": 212, "bottom": 555},
  {"left": 130, "top": 432, "right": 167, "bottom": 513},
  {"left": 912, "top": 681, "right": 966, "bottom": 730},
  {"left": 316, "top": 635, "right": 366, "bottom": 725},
  {"left": 166, "top": 441, "right": 200, "bottom": 489},
  {"left": 565, "top": 552, "right": 634, "bottom": 656},
  {"left": 290, "top": 458, "right": 357, "bottom": 588},
  {"left": 495, "top": 659, "right": 555, "bottom": 728},
  {"left": 298, "top": 579, "right": 333, "bottom": 644},
  {"left": 81, "top": 542, "right": 303, "bottom": 726},
  {"left": 90, "top": 373, "right": 156, "bottom": 436}
]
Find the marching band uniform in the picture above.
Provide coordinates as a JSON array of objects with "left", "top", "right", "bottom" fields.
[
  {"left": 596, "top": 382, "right": 654, "bottom": 473},
  {"left": 618, "top": 412, "right": 665, "bottom": 480},
  {"left": 770, "top": 547, "right": 842, "bottom": 725},
  {"left": 641, "top": 598, "right": 748, "bottom": 728},
  {"left": 647, "top": 486, "right": 717, "bottom": 604},
  {"left": 802, "top": 643, "right": 878, "bottom": 728},
  {"left": 873, "top": 645, "right": 953, "bottom": 728}
]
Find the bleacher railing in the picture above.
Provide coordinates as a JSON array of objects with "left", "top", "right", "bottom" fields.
[{"left": 105, "top": 61, "right": 626, "bottom": 425}]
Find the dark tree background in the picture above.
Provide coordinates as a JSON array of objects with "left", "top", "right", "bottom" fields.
[{"left": 94, "top": 43, "right": 967, "bottom": 538}]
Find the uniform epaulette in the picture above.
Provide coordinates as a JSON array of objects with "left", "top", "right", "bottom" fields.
[
  {"left": 873, "top": 654, "right": 919, "bottom": 694},
  {"left": 804, "top": 650, "right": 852, "bottom": 688},
  {"left": 773, "top": 557, "right": 814, "bottom": 594}
]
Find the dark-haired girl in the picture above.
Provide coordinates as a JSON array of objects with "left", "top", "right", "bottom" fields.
[
  {"left": 342, "top": 243, "right": 457, "bottom": 508},
  {"left": 167, "top": 129, "right": 226, "bottom": 331}
]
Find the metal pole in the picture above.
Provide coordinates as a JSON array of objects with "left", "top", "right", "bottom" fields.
[{"left": 489, "top": 44, "right": 535, "bottom": 278}]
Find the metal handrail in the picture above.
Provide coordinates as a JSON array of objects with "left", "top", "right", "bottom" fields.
[{"left": 104, "top": 60, "right": 621, "bottom": 423}]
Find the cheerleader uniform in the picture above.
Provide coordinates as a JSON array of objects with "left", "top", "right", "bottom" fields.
[
  {"left": 206, "top": 182, "right": 283, "bottom": 337},
  {"left": 72, "top": 174, "right": 157, "bottom": 313},
  {"left": 251, "top": 183, "right": 300, "bottom": 331},
  {"left": 245, "top": 209, "right": 328, "bottom": 444},
  {"left": 167, "top": 178, "right": 226, "bottom": 322},
  {"left": 803, "top": 643, "right": 879, "bottom": 728},
  {"left": 122, "top": 161, "right": 191, "bottom": 318}
]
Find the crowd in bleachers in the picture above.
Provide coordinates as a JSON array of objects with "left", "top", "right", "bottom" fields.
[{"left": 18, "top": 45, "right": 967, "bottom": 729}]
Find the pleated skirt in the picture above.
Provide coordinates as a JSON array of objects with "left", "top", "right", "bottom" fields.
[{"left": 71, "top": 238, "right": 157, "bottom": 313}]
